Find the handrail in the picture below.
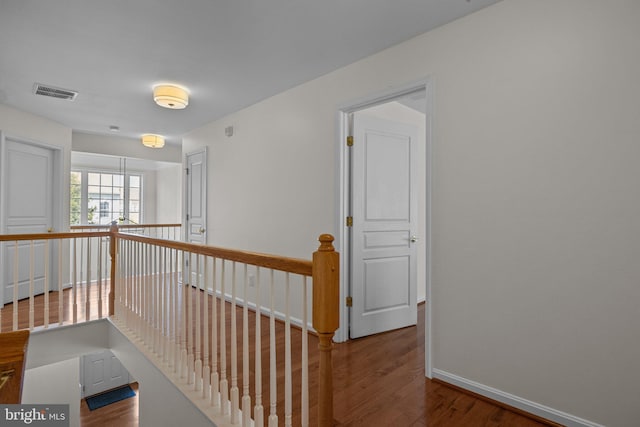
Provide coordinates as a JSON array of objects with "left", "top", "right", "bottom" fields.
[
  {"left": 0, "top": 231, "right": 109, "bottom": 241},
  {"left": 0, "top": 225, "right": 338, "bottom": 426},
  {"left": 0, "top": 330, "right": 30, "bottom": 404},
  {"left": 116, "top": 232, "right": 313, "bottom": 276}
]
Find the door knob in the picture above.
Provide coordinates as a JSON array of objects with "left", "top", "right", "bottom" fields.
[
  {"left": 410, "top": 235, "right": 418, "bottom": 243},
  {"left": 199, "top": 227, "right": 205, "bottom": 233},
  {"left": 47, "top": 227, "right": 54, "bottom": 233}
]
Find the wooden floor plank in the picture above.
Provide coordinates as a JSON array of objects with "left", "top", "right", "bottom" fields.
[{"left": 1, "top": 289, "right": 554, "bottom": 426}]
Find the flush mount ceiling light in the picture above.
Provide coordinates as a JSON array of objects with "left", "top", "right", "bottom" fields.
[
  {"left": 153, "top": 84, "right": 189, "bottom": 109},
  {"left": 141, "top": 134, "right": 165, "bottom": 148}
]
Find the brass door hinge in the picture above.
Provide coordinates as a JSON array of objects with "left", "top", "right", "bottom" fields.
[
  {"left": 346, "top": 216, "right": 353, "bottom": 227},
  {"left": 347, "top": 136, "right": 354, "bottom": 147},
  {"left": 346, "top": 296, "right": 353, "bottom": 307}
]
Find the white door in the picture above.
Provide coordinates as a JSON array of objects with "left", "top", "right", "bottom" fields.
[
  {"left": 82, "top": 350, "right": 130, "bottom": 397},
  {"left": 350, "top": 113, "right": 418, "bottom": 338},
  {"left": 185, "top": 148, "right": 207, "bottom": 244},
  {"left": 2, "top": 139, "right": 55, "bottom": 304}
]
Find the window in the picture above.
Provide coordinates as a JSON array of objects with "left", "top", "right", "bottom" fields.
[{"left": 70, "top": 170, "right": 143, "bottom": 225}]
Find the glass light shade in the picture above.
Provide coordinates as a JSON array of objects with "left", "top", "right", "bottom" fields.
[
  {"left": 141, "top": 134, "right": 165, "bottom": 148},
  {"left": 153, "top": 85, "right": 189, "bottom": 109}
]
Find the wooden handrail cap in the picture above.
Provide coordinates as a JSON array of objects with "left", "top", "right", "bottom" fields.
[{"left": 317, "top": 234, "right": 335, "bottom": 252}]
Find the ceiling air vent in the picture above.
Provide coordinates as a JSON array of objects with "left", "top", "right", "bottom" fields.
[{"left": 33, "top": 83, "right": 78, "bottom": 101}]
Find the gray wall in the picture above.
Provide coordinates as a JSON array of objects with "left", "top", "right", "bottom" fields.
[{"left": 183, "top": 1, "right": 640, "bottom": 425}]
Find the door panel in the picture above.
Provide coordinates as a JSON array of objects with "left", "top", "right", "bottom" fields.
[
  {"left": 82, "top": 350, "right": 130, "bottom": 398},
  {"left": 350, "top": 113, "right": 418, "bottom": 338},
  {"left": 364, "top": 256, "right": 410, "bottom": 312},
  {"left": 185, "top": 149, "right": 207, "bottom": 245},
  {"left": 2, "top": 139, "right": 54, "bottom": 303}
]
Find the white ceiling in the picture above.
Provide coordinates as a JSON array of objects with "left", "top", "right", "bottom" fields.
[{"left": 0, "top": 0, "right": 501, "bottom": 146}]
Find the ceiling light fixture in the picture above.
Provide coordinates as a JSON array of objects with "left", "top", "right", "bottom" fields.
[
  {"left": 153, "top": 84, "right": 189, "bottom": 109},
  {"left": 141, "top": 134, "right": 165, "bottom": 148}
]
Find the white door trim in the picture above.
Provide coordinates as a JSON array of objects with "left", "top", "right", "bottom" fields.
[
  {"left": 335, "top": 78, "right": 433, "bottom": 377},
  {"left": 0, "top": 132, "right": 64, "bottom": 307},
  {"left": 183, "top": 147, "right": 208, "bottom": 243}
]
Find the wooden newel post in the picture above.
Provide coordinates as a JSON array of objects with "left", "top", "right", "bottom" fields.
[
  {"left": 109, "top": 223, "right": 118, "bottom": 316},
  {"left": 312, "top": 234, "right": 339, "bottom": 427}
]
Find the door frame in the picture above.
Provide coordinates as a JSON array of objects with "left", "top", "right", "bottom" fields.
[
  {"left": 336, "top": 79, "right": 433, "bottom": 377},
  {"left": 0, "top": 132, "right": 64, "bottom": 306},
  {"left": 81, "top": 349, "right": 131, "bottom": 398},
  {"left": 183, "top": 147, "right": 208, "bottom": 243}
]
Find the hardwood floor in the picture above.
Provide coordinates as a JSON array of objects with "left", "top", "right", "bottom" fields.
[
  {"left": 0, "top": 284, "right": 109, "bottom": 332},
  {"left": 80, "top": 383, "right": 139, "bottom": 427},
  {"left": 2, "top": 290, "right": 554, "bottom": 426},
  {"left": 329, "top": 307, "right": 551, "bottom": 427}
]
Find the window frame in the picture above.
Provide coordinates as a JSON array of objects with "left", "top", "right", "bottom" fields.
[{"left": 70, "top": 168, "right": 144, "bottom": 225}]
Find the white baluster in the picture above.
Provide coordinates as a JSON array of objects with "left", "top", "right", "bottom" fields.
[
  {"left": 211, "top": 257, "right": 220, "bottom": 409},
  {"left": 203, "top": 256, "right": 210, "bottom": 399},
  {"left": 29, "top": 240, "right": 34, "bottom": 330},
  {"left": 153, "top": 244, "right": 158, "bottom": 349},
  {"left": 174, "top": 248, "right": 181, "bottom": 374},
  {"left": 58, "top": 240, "right": 63, "bottom": 327},
  {"left": 230, "top": 262, "right": 239, "bottom": 423},
  {"left": 85, "top": 237, "right": 91, "bottom": 321},
  {"left": 137, "top": 241, "right": 142, "bottom": 333},
  {"left": 97, "top": 236, "right": 103, "bottom": 319},
  {"left": 220, "top": 260, "right": 228, "bottom": 415},
  {"left": 139, "top": 243, "right": 145, "bottom": 325},
  {"left": 141, "top": 242, "right": 145, "bottom": 335},
  {"left": 163, "top": 247, "right": 169, "bottom": 364},
  {"left": 301, "top": 276, "right": 309, "bottom": 427},
  {"left": 156, "top": 245, "right": 161, "bottom": 355},
  {"left": 254, "top": 268, "right": 263, "bottom": 427},
  {"left": 159, "top": 246, "right": 164, "bottom": 357},
  {"left": 141, "top": 242, "right": 146, "bottom": 337},
  {"left": 175, "top": 248, "right": 181, "bottom": 375},
  {"left": 169, "top": 248, "right": 176, "bottom": 370},
  {"left": 148, "top": 243, "right": 154, "bottom": 349},
  {"left": 153, "top": 245, "right": 159, "bottom": 354},
  {"left": 242, "top": 264, "right": 251, "bottom": 427},
  {"left": 13, "top": 241, "right": 18, "bottom": 331},
  {"left": 127, "top": 241, "right": 131, "bottom": 326},
  {"left": 143, "top": 243, "right": 148, "bottom": 342},
  {"left": 187, "top": 252, "right": 195, "bottom": 385},
  {"left": 181, "top": 251, "right": 188, "bottom": 382},
  {"left": 285, "top": 273, "right": 292, "bottom": 427},
  {"left": 129, "top": 241, "right": 134, "bottom": 329},
  {"left": 73, "top": 238, "right": 78, "bottom": 324},
  {"left": 44, "top": 240, "right": 50, "bottom": 328},
  {"left": 195, "top": 254, "right": 202, "bottom": 392},
  {"left": 268, "top": 270, "right": 278, "bottom": 427}
]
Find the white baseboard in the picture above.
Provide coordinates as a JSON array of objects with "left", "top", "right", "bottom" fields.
[{"left": 432, "top": 369, "right": 604, "bottom": 427}]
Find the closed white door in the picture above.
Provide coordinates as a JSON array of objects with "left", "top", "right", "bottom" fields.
[
  {"left": 2, "top": 139, "right": 54, "bottom": 304},
  {"left": 350, "top": 113, "right": 418, "bottom": 338},
  {"left": 185, "top": 148, "right": 207, "bottom": 244},
  {"left": 82, "top": 350, "right": 130, "bottom": 397}
]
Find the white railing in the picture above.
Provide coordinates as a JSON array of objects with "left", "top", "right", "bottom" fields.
[
  {"left": 0, "top": 231, "right": 111, "bottom": 331},
  {"left": 0, "top": 226, "right": 339, "bottom": 427},
  {"left": 112, "top": 231, "right": 338, "bottom": 427}
]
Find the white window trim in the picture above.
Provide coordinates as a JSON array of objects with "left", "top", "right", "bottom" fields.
[{"left": 71, "top": 167, "right": 144, "bottom": 225}]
